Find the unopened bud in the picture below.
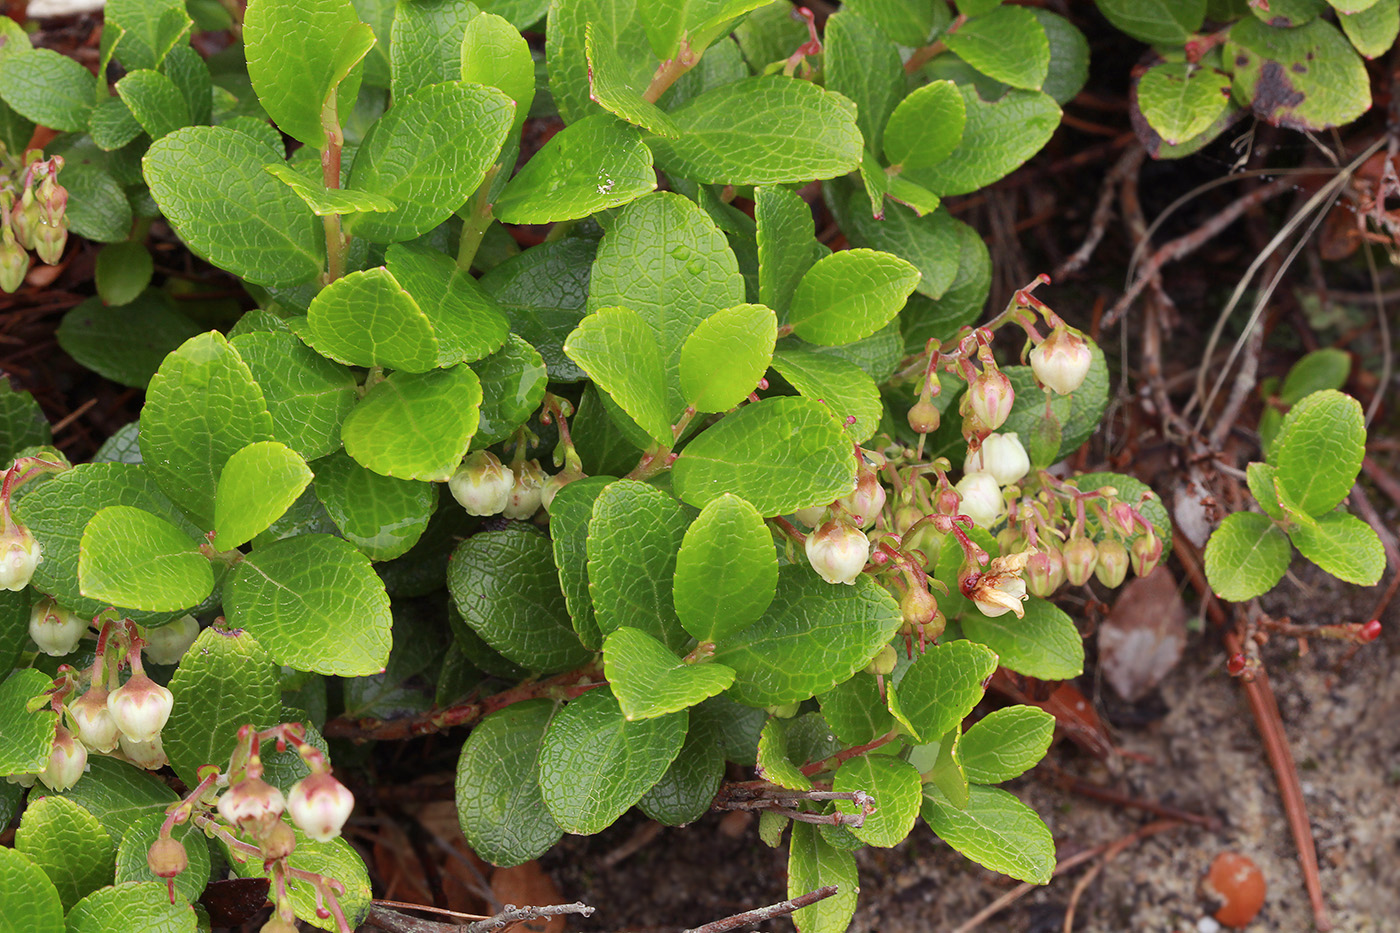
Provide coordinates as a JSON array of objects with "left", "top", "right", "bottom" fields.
[
  {"left": 792, "top": 504, "right": 830, "bottom": 527},
  {"left": 865, "top": 643, "right": 898, "bottom": 676},
  {"left": 0, "top": 228, "right": 28, "bottom": 293},
  {"left": 12, "top": 186, "right": 39, "bottom": 250},
  {"left": 1030, "top": 326, "right": 1092, "bottom": 395},
  {"left": 1025, "top": 545, "right": 1064, "bottom": 597},
  {"left": 1094, "top": 538, "right": 1130, "bottom": 588},
  {"left": 967, "top": 366, "right": 1015, "bottom": 430},
  {"left": 953, "top": 471, "right": 1005, "bottom": 530},
  {"left": 141, "top": 615, "right": 200, "bottom": 666},
  {"left": 540, "top": 471, "right": 581, "bottom": 513},
  {"left": 804, "top": 518, "right": 869, "bottom": 585},
  {"left": 69, "top": 687, "right": 120, "bottom": 753},
  {"left": 218, "top": 776, "right": 286, "bottom": 836},
  {"left": 448, "top": 451, "right": 512, "bottom": 516},
  {"left": 1106, "top": 500, "right": 1136, "bottom": 537},
  {"left": 965, "top": 432, "right": 1030, "bottom": 486},
  {"left": 838, "top": 469, "right": 886, "bottom": 529},
  {"left": 29, "top": 597, "right": 85, "bottom": 656},
  {"left": 38, "top": 726, "right": 87, "bottom": 792},
  {"left": 900, "top": 583, "right": 938, "bottom": 627},
  {"left": 934, "top": 486, "right": 961, "bottom": 517},
  {"left": 907, "top": 397, "right": 940, "bottom": 435},
  {"left": 119, "top": 733, "right": 167, "bottom": 769},
  {"left": 502, "top": 459, "right": 546, "bottom": 519},
  {"left": 1130, "top": 531, "right": 1163, "bottom": 577},
  {"left": 0, "top": 521, "right": 41, "bottom": 591},
  {"left": 146, "top": 836, "right": 188, "bottom": 880},
  {"left": 287, "top": 771, "right": 355, "bottom": 843},
  {"left": 107, "top": 672, "right": 174, "bottom": 742},
  {"left": 33, "top": 212, "right": 67, "bottom": 265},
  {"left": 259, "top": 819, "right": 297, "bottom": 860},
  {"left": 1062, "top": 536, "right": 1098, "bottom": 587}
]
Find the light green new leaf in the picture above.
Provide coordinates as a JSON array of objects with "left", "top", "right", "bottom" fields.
[
  {"left": 115, "top": 69, "right": 189, "bottom": 140},
  {"left": 56, "top": 293, "right": 202, "bottom": 389},
  {"left": 673, "top": 493, "right": 778, "bottom": 643},
  {"left": 461, "top": 11, "right": 535, "bottom": 133},
  {"left": 903, "top": 86, "right": 1061, "bottom": 197},
  {"left": 961, "top": 705, "right": 1055, "bottom": 784},
  {"left": 772, "top": 348, "right": 882, "bottom": 443},
  {"left": 1290, "top": 511, "right": 1385, "bottom": 586},
  {"left": 67, "top": 882, "right": 196, "bottom": 933},
  {"left": 455, "top": 701, "right": 562, "bottom": 867},
  {"left": 754, "top": 185, "right": 826, "bottom": 318},
  {"left": 1136, "top": 62, "right": 1231, "bottom": 145},
  {"left": 139, "top": 331, "right": 275, "bottom": 526},
  {"left": 263, "top": 162, "right": 397, "bottom": 216},
  {"left": 1095, "top": 0, "right": 1205, "bottom": 44},
  {"left": 385, "top": 242, "right": 510, "bottom": 364},
  {"left": 1205, "top": 511, "right": 1292, "bottom": 602},
  {"left": 564, "top": 306, "right": 671, "bottom": 444},
  {"left": 1340, "top": 0, "right": 1399, "bottom": 58},
  {"left": 1225, "top": 17, "right": 1370, "bottom": 131},
  {"left": 391, "top": 0, "right": 481, "bottom": 97},
  {"left": 961, "top": 596, "right": 1084, "bottom": 681},
  {"left": 0, "top": 848, "right": 62, "bottom": 933},
  {"left": 1247, "top": 461, "right": 1285, "bottom": 520},
  {"left": 824, "top": 10, "right": 904, "bottom": 155},
  {"left": 547, "top": 0, "right": 654, "bottom": 124},
  {"left": 945, "top": 5, "right": 1049, "bottom": 90},
  {"left": 313, "top": 450, "right": 434, "bottom": 561},
  {"left": 0, "top": 668, "right": 58, "bottom": 775},
  {"left": 106, "top": 0, "right": 191, "bottom": 71},
  {"left": 834, "top": 755, "right": 922, "bottom": 847},
  {"left": 1270, "top": 389, "right": 1365, "bottom": 516},
  {"left": 226, "top": 532, "right": 391, "bottom": 675},
  {"left": 14, "top": 796, "right": 115, "bottom": 911},
  {"left": 93, "top": 242, "right": 154, "bottom": 306},
  {"left": 788, "top": 821, "right": 859, "bottom": 933},
  {"left": 341, "top": 364, "right": 482, "bottom": 481},
  {"left": 788, "top": 248, "right": 920, "bottom": 346},
  {"left": 1281, "top": 348, "right": 1352, "bottom": 404},
  {"left": 892, "top": 640, "right": 997, "bottom": 742},
  {"left": 144, "top": 126, "right": 323, "bottom": 286},
  {"left": 680, "top": 303, "right": 777, "bottom": 412},
  {"left": 79, "top": 505, "right": 213, "bottom": 611},
  {"left": 495, "top": 113, "right": 657, "bottom": 224},
  {"left": 604, "top": 627, "right": 736, "bottom": 720},
  {"left": 538, "top": 688, "right": 688, "bottom": 833},
  {"left": 244, "top": 0, "right": 373, "bottom": 147},
  {"left": 922, "top": 784, "right": 1055, "bottom": 884},
  {"left": 586, "top": 24, "right": 679, "bottom": 137},
  {"left": 347, "top": 81, "right": 514, "bottom": 242},
  {"left": 648, "top": 76, "right": 864, "bottom": 184},
  {"left": 883, "top": 80, "right": 966, "bottom": 172},
  {"left": 231, "top": 331, "right": 358, "bottom": 461},
  {"left": 756, "top": 716, "right": 812, "bottom": 790},
  {"left": 0, "top": 48, "right": 95, "bottom": 131},
  {"left": 303, "top": 267, "right": 439, "bottom": 372},
  {"left": 212, "top": 440, "right": 313, "bottom": 550}
]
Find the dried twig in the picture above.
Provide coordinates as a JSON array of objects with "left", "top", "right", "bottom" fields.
[
  {"left": 368, "top": 902, "right": 596, "bottom": 933},
  {"left": 681, "top": 886, "right": 838, "bottom": 933},
  {"left": 1062, "top": 820, "right": 1182, "bottom": 933},
  {"left": 1055, "top": 145, "right": 1145, "bottom": 279}
]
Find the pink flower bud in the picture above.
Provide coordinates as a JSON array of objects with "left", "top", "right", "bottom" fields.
[
  {"left": 502, "top": 459, "right": 546, "bottom": 520},
  {"left": 1130, "top": 532, "right": 1163, "bottom": 577},
  {"left": 38, "top": 726, "right": 87, "bottom": 792},
  {"left": 965, "top": 433, "right": 1030, "bottom": 486},
  {"left": 287, "top": 772, "right": 355, "bottom": 843},
  {"left": 218, "top": 776, "right": 286, "bottom": 836},
  {"left": 967, "top": 366, "right": 1015, "bottom": 430},
  {"left": 141, "top": 615, "right": 200, "bottom": 666},
  {"left": 1030, "top": 326, "right": 1092, "bottom": 395},
  {"left": 69, "top": 687, "right": 120, "bottom": 753},
  {"left": 953, "top": 472, "right": 1005, "bottom": 530},
  {"left": 107, "top": 672, "right": 174, "bottom": 742},
  {"left": 0, "top": 522, "right": 41, "bottom": 591},
  {"left": 838, "top": 469, "right": 886, "bottom": 529},
  {"left": 1094, "top": 539, "right": 1130, "bottom": 588},
  {"left": 1025, "top": 546, "right": 1064, "bottom": 597},
  {"left": 146, "top": 836, "right": 188, "bottom": 881},
  {"left": 934, "top": 486, "right": 961, "bottom": 517},
  {"left": 1062, "top": 536, "right": 1098, "bottom": 587},
  {"left": 804, "top": 518, "right": 869, "bottom": 585},
  {"left": 119, "top": 733, "right": 167, "bottom": 769},
  {"left": 448, "top": 451, "right": 511, "bottom": 516},
  {"left": 29, "top": 596, "right": 85, "bottom": 656}
]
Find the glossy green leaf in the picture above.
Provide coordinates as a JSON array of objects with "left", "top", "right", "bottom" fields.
[
  {"left": 213, "top": 440, "right": 313, "bottom": 549},
  {"left": 116, "top": 69, "right": 189, "bottom": 140},
  {"left": 756, "top": 716, "right": 812, "bottom": 790},
  {"left": 788, "top": 821, "right": 859, "bottom": 933},
  {"left": 680, "top": 303, "right": 777, "bottom": 412},
  {"left": 56, "top": 293, "right": 202, "bottom": 389},
  {"left": 588, "top": 480, "right": 693, "bottom": 652},
  {"left": 962, "top": 594, "right": 1083, "bottom": 680},
  {"left": 231, "top": 330, "right": 358, "bottom": 461},
  {"left": 922, "top": 784, "right": 1054, "bottom": 884},
  {"left": 1095, "top": 0, "right": 1205, "bottom": 44},
  {"left": 14, "top": 796, "right": 114, "bottom": 911},
  {"left": 1271, "top": 389, "right": 1365, "bottom": 516},
  {"left": 455, "top": 700, "right": 563, "bottom": 867},
  {"left": 824, "top": 11, "right": 903, "bottom": 155},
  {"left": 225, "top": 826, "right": 371, "bottom": 930},
  {"left": 961, "top": 706, "right": 1055, "bottom": 784},
  {"left": 163, "top": 626, "right": 282, "bottom": 786},
  {"left": 448, "top": 525, "right": 593, "bottom": 672},
  {"left": 106, "top": 0, "right": 192, "bottom": 71},
  {"left": 788, "top": 248, "right": 920, "bottom": 346},
  {"left": 648, "top": 77, "right": 863, "bottom": 184},
  {"left": 303, "top": 267, "right": 438, "bottom": 372},
  {"left": 605, "top": 627, "right": 736, "bottom": 719},
  {"left": 0, "top": 848, "right": 62, "bottom": 933},
  {"left": 1205, "top": 511, "right": 1292, "bottom": 602},
  {"left": 883, "top": 81, "right": 966, "bottom": 173},
  {"left": 144, "top": 126, "right": 323, "bottom": 286},
  {"left": 312, "top": 449, "right": 434, "bottom": 561},
  {"left": 347, "top": 81, "right": 514, "bottom": 242},
  {"left": 538, "top": 688, "right": 688, "bottom": 834},
  {"left": 771, "top": 349, "right": 882, "bottom": 444},
  {"left": 341, "top": 364, "right": 482, "bottom": 481},
  {"left": 226, "top": 533, "right": 392, "bottom": 675},
  {"left": 386, "top": 242, "right": 510, "bottom": 364},
  {"left": 0, "top": 48, "right": 95, "bottom": 131},
  {"left": 461, "top": 12, "right": 535, "bottom": 132},
  {"left": 713, "top": 568, "right": 902, "bottom": 707},
  {"left": 471, "top": 335, "right": 548, "bottom": 446},
  {"left": 754, "top": 185, "right": 825, "bottom": 318},
  {"left": 673, "top": 493, "right": 778, "bottom": 644},
  {"left": 495, "top": 113, "right": 657, "bottom": 224},
  {"left": 263, "top": 162, "right": 396, "bottom": 216},
  {"left": 390, "top": 0, "right": 480, "bottom": 97},
  {"left": 585, "top": 24, "right": 679, "bottom": 137},
  {"left": 1290, "top": 510, "right": 1385, "bottom": 585},
  {"left": 0, "top": 668, "right": 58, "bottom": 775},
  {"left": 66, "top": 882, "right": 196, "bottom": 933},
  {"left": 564, "top": 306, "right": 671, "bottom": 444},
  {"left": 1340, "top": 0, "right": 1399, "bottom": 57},
  {"left": 819, "top": 672, "right": 894, "bottom": 746},
  {"left": 638, "top": 710, "right": 726, "bottom": 825},
  {"left": 78, "top": 505, "right": 213, "bottom": 611},
  {"left": 834, "top": 754, "right": 922, "bottom": 847},
  {"left": 546, "top": 0, "right": 654, "bottom": 124},
  {"left": 244, "top": 0, "right": 373, "bottom": 147},
  {"left": 891, "top": 640, "right": 997, "bottom": 742},
  {"left": 1225, "top": 17, "right": 1370, "bottom": 131},
  {"left": 945, "top": 5, "right": 1049, "bottom": 90},
  {"left": 673, "top": 396, "right": 857, "bottom": 517},
  {"left": 480, "top": 238, "right": 596, "bottom": 380},
  {"left": 903, "top": 86, "right": 1060, "bottom": 197}
]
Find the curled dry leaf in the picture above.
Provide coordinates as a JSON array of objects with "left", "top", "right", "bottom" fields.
[{"left": 1100, "top": 566, "right": 1188, "bottom": 703}]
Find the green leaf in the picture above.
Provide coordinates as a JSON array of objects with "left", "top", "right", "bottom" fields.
[
  {"left": 480, "top": 238, "right": 596, "bottom": 381},
  {"left": 946, "top": 7, "right": 1048, "bottom": 91},
  {"left": 843, "top": 201, "right": 962, "bottom": 301},
  {"left": 756, "top": 716, "right": 813, "bottom": 789},
  {"left": 673, "top": 396, "right": 857, "bottom": 517},
  {"left": 52, "top": 158, "right": 131, "bottom": 244},
  {"left": 225, "top": 826, "right": 371, "bottom": 930},
  {"left": 448, "top": 525, "right": 593, "bottom": 672},
  {"left": 347, "top": 81, "right": 514, "bottom": 242},
  {"left": 226, "top": 533, "right": 392, "bottom": 674},
  {"left": 112, "top": 817, "right": 210, "bottom": 906},
  {"left": 902, "top": 86, "right": 1061, "bottom": 197},
  {"left": 1095, "top": 0, "right": 1205, "bottom": 44},
  {"left": 390, "top": 0, "right": 481, "bottom": 98},
  {"left": 844, "top": 0, "right": 946, "bottom": 45},
  {"left": 1249, "top": 0, "right": 1328, "bottom": 25},
  {"left": 116, "top": 69, "right": 190, "bottom": 140},
  {"left": 163, "top": 625, "right": 282, "bottom": 786},
  {"left": 312, "top": 450, "right": 434, "bottom": 561},
  {"left": 1271, "top": 389, "right": 1365, "bottom": 515},
  {"left": 341, "top": 364, "right": 482, "bottom": 481},
  {"left": 680, "top": 303, "right": 777, "bottom": 412},
  {"left": 471, "top": 335, "right": 548, "bottom": 446},
  {"left": 106, "top": 0, "right": 192, "bottom": 71},
  {"left": 585, "top": 24, "right": 679, "bottom": 137},
  {"left": 713, "top": 568, "right": 902, "bottom": 707},
  {"left": 834, "top": 754, "right": 922, "bottom": 847},
  {"left": 548, "top": 475, "right": 613, "bottom": 649},
  {"left": 673, "top": 493, "right": 778, "bottom": 644},
  {"left": 638, "top": 710, "right": 726, "bottom": 825},
  {"left": 15, "top": 795, "right": 115, "bottom": 911},
  {"left": 140, "top": 330, "right": 275, "bottom": 526},
  {"left": 772, "top": 348, "right": 882, "bottom": 444},
  {"left": 961, "top": 705, "right": 1055, "bottom": 783},
  {"left": 78, "top": 505, "right": 213, "bottom": 611},
  {"left": 1032, "top": 8, "right": 1089, "bottom": 105},
  {"left": 648, "top": 77, "right": 863, "bottom": 184},
  {"left": 588, "top": 480, "right": 693, "bottom": 652},
  {"left": 1136, "top": 62, "right": 1231, "bottom": 145},
  {"left": 605, "top": 627, "right": 736, "bottom": 719},
  {"left": 263, "top": 162, "right": 397, "bottom": 216},
  {"left": 1247, "top": 461, "right": 1285, "bottom": 520},
  {"left": 824, "top": 11, "right": 904, "bottom": 155},
  {"left": 1281, "top": 349, "right": 1351, "bottom": 404},
  {"left": 0, "top": 48, "right": 95, "bottom": 131},
  {"left": 755, "top": 185, "right": 826, "bottom": 318},
  {"left": 922, "top": 784, "right": 1054, "bottom": 884},
  {"left": 244, "top": 0, "right": 373, "bottom": 147},
  {"left": 891, "top": 640, "right": 997, "bottom": 742},
  {"left": 1205, "top": 511, "right": 1292, "bottom": 602},
  {"left": 1340, "top": 0, "right": 1399, "bottom": 57},
  {"left": 0, "top": 669, "right": 57, "bottom": 775},
  {"left": 1290, "top": 510, "right": 1385, "bottom": 585},
  {"left": 303, "top": 267, "right": 439, "bottom": 372},
  {"left": 547, "top": 0, "right": 654, "bottom": 124},
  {"left": 144, "top": 126, "right": 323, "bottom": 286},
  {"left": 787, "top": 821, "right": 859, "bottom": 933},
  {"left": 231, "top": 331, "right": 358, "bottom": 461},
  {"left": 56, "top": 293, "right": 202, "bottom": 389},
  {"left": 962, "top": 596, "right": 1084, "bottom": 681},
  {"left": 66, "top": 882, "right": 196, "bottom": 933},
  {"left": 162, "top": 43, "right": 213, "bottom": 125},
  {"left": 0, "top": 848, "right": 63, "bottom": 933},
  {"left": 461, "top": 12, "right": 535, "bottom": 133},
  {"left": 455, "top": 700, "right": 563, "bottom": 867},
  {"left": 819, "top": 673, "right": 894, "bottom": 746},
  {"left": 93, "top": 242, "right": 155, "bottom": 307},
  {"left": 564, "top": 306, "right": 671, "bottom": 444},
  {"left": 385, "top": 242, "right": 510, "bottom": 364},
  {"left": 0, "top": 376, "right": 51, "bottom": 464},
  {"left": 52, "top": 757, "right": 179, "bottom": 845},
  {"left": 538, "top": 688, "right": 688, "bottom": 834},
  {"left": 1225, "top": 17, "right": 1370, "bottom": 131},
  {"left": 788, "top": 249, "right": 920, "bottom": 346},
  {"left": 213, "top": 440, "right": 313, "bottom": 550}
]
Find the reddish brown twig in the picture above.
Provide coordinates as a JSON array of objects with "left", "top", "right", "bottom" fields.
[
  {"left": 1062, "top": 820, "right": 1183, "bottom": 933},
  {"left": 682, "top": 886, "right": 838, "bottom": 933},
  {"left": 1039, "top": 769, "right": 1220, "bottom": 830}
]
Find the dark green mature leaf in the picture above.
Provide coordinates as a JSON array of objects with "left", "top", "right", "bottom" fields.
[
  {"left": 1095, "top": 0, "right": 1205, "bottom": 44},
  {"left": 547, "top": 0, "right": 654, "bottom": 125},
  {"left": 1290, "top": 511, "right": 1384, "bottom": 585},
  {"left": 54, "top": 159, "right": 132, "bottom": 244},
  {"left": 455, "top": 700, "right": 563, "bottom": 867},
  {"left": 564, "top": 306, "right": 671, "bottom": 444},
  {"left": 648, "top": 77, "right": 863, "bottom": 184},
  {"left": 390, "top": 0, "right": 481, "bottom": 97},
  {"left": 496, "top": 114, "right": 657, "bottom": 224},
  {"left": 56, "top": 293, "right": 202, "bottom": 389},
  {"left": 214, "top": 440, "right": 313, "bottom": 549},
  {"left": 94, "top": 241, "right": 155, "bottom": 306},
  {"left": 834, "top": 755, "right": 922, "bottom": 847},
  {"left": 1225, "top": 17, "right": 1370, "bottom": 131},
  {"left": 1033, "top": 8, "right": 1090, "bottom": 105},
  {"left": 788, "top": 821, "right": 859, "bottom": 933},
  {"left": 997, "top": 341, "right": 1110, "bottom": 461},
  {"left": 0, "top": 48, "right": 95, "bottom": 131},
  {"left": 0, "top": 848, "right": 63, "bottom": 933},
  {"left": 244, "top": 0, "right": 373, "bottom": 147},
  {"left": 588, "top": 480, "right": 693, "bottom": 652},
  {"left": 448, "top": 525, "right": 593, "bottom": 672},
  {"left": 789, "top": 249, "right": 920, "bottom": 346},
  {"left": 638, "top": 710, "right": 726, "bottom": 825},
  {"left": 471, "top": 335, "right": 548, "bottom": 446},
  {"left": 680, "top": 303, "right": 778, "bottom": 412},
  {"left": 922, "top": 784, "right": 1054, "bottom": 883},
  {"left": 713, "top": 568, "right": 902, "bottom": 707},
  {"left": 673, "top": 493, "right": 778, "bottom": 643},
  {"left": 604, "top": 627, "right": 735, "bottom": 719},
  {"left": 386, "top": 242, "right": 510, "bottom": 364},
  {"left": 961, "top": 705, "right": 1056, "bottom": 784},
  {"left": 0, "top": 669, "right": 58, "bottom": 775},
  {"left": 0, "top": 591, "right": 27, "bottom": 673},
  {"left": 945, "top": 5, "right": 1049, "bottom": 90},
  {"left": 144, "top": 126, "right": 323, "bottom": 286},
  {"left": 755, "top": 185, "right": 826, "bottom": 318},
  {"left": 962, "top": 596, "right": 1084, "bottom": 680},
  {"left": 673, "top": 396, "right": 857, "bottom": 517},
  {"left": 313, "top": 450, "right": 434, "bottom": 560},
  {"left": 1136, "top": 62, "right": 1231, "bottom": 145},
  {"left": 116, "top": 69, "right": 190, "bottom": 140},
  {"left": 162, "top": 43, "right": 214, "bottom": 125},
  {"left": 480, "top": 238, "right": 596, "bottom": 381},
  {"left": 226, "top": 533, "right": 392, "bottom": 675},
  {"left": 348, "top": 82, "right": 514, "bottom": 242},
  {"left": 538, "top": 688, "right": 688, "bottom": 834},
  {"left": 163, "top": 626, "right": 281, "bottom": 786},
  {"left": 892, "top": 640, "right": 998, "bottom": 742},
  {"left": 549, "top": 475, "right": 614, "bottom": 649},
  {"left": 0, "top": 376, "right": 51, "bottom": 465},
  {"left": 819, "top": 673, "right": 894, "bottom": 746},
  {"left": 771, "top": 349, "right": 882, "bottom": 444},
  {"left": 824, "top": 11, "right": 903, "bottom": 155},
  {"left": 1205, "top": 511, "right": 1291, "bottom": 601},
  {"left": 341, "top": 364, "right": 482, "bottom": 481},
  {"left": 78, "top": 505, "right": 213, "bottom": 611},
  {"left": 53, "top": 757, "right": 178, "bottom": 845},
  {"left": 903, "top": 86, "right": 1061, "bottom": 197},
  {"left": 1270, "top": 389, "right": 1365, "bottom": 516},
  {"left": 231, "top": 331, "right": 358, "bottom": 461},
  {"left": 106, "top": 0, "right": 191, "bottom": 70},
  {"left": 14, "top": 796, "right": 115, "bottom": 911}
]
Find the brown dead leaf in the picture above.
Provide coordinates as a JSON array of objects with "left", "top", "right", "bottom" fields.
[
  {"left": 492, "top": 861, "right": 567, "bottom": 933},
  {"left": 1100, "top": 566, "right": 1188, "bottom": 702}
]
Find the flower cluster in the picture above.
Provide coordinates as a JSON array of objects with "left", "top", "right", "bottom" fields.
[{"left": 0, "top": 150, "right": 68, "bottom": 293}]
